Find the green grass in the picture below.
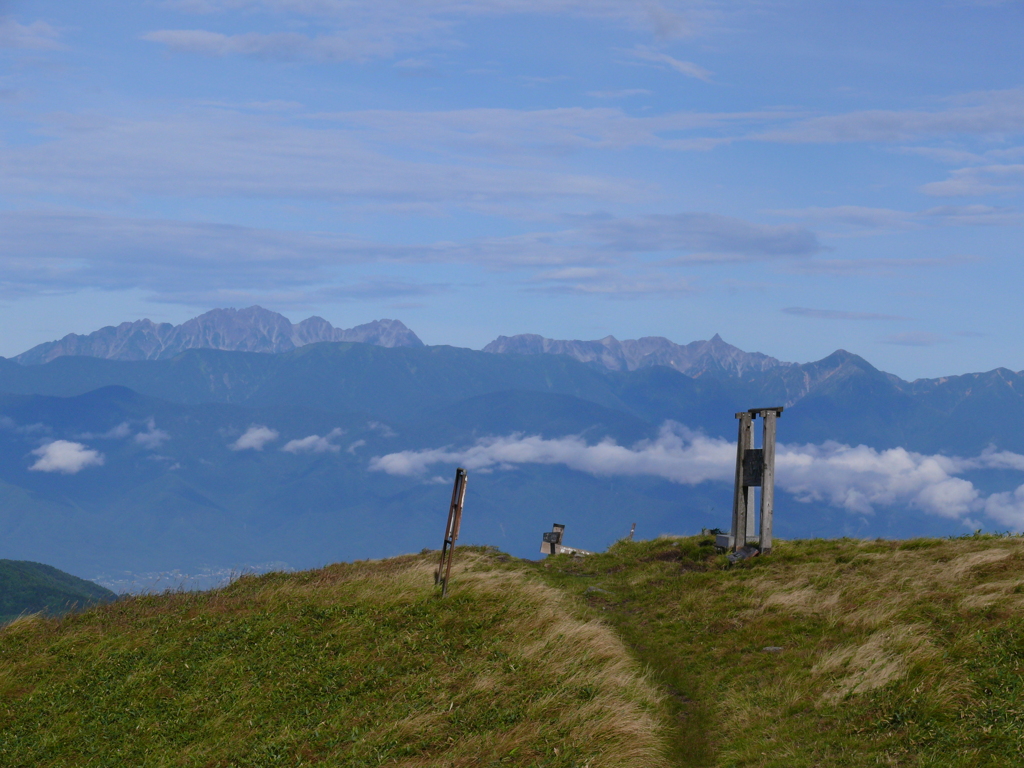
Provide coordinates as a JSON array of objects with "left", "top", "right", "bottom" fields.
[
  {"left": 6, "top": 536, "right": 1024, "bottom": 767},
  {"left": 0, "top": 560, "right": 116, "bottom": 625},
  {"left": 534, "top": 534, "right": 1024, "bottom": 767},
  {"left": 0, "top": 549, "right": 666, "bottom": 768}
]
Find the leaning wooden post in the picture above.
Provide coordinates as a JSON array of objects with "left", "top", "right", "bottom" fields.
[
  {"left": 436, "top": 467, "right": 468, "bottom": 598},
  {"left": 759, "top": 410, "right": 781, "bottom": 554},
  {"left": 731, "top": 412, "right": 754, "bottom": 550}
]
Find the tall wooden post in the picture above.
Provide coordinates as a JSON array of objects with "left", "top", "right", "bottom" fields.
[
  {"left": 436, "top": 468, "right": 468, "bottom": 598},
  {"left": 759, "top": 410, "right": 779, "bottom": 554},
  {"left": 729, "top": 407, "right": 783, "bottom": 555},
  {"left": 731, "top": 412, "right": 754, "bottom": 549}
]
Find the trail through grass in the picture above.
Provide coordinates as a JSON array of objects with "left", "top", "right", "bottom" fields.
[{"left": 534, "top": 534, "right": 1024, "bottom": 768}]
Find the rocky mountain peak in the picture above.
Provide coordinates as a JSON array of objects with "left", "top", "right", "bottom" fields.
[
  {"left": 14, "top": 307, "right": 423, "bottom": 365},
  {"left": 482, "top": 332, "right": 791, "bottom": 378}
]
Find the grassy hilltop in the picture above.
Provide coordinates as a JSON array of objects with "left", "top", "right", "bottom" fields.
[
  {"left": 3, "top": 536, "right": 1024, "bottom": 766},
  {"left": 0, "top": 550, "right": 665, "bottom": 768}
]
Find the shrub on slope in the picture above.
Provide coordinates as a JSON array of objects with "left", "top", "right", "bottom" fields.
[{"left": 0, "top": 549, "right": 667, "bottom": 768}]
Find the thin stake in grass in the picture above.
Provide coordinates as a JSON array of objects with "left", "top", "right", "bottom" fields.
[{"left": 436, "top": 467, "right": 468, "bottom": 598}]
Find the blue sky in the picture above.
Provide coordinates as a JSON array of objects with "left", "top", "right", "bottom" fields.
[{"left": 1, "top": 0, "right": 1023, "bottom": 378}]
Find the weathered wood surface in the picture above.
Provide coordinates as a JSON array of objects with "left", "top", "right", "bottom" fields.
[{"left": 437, "top": 467, "right": 468, "bottom": 597}]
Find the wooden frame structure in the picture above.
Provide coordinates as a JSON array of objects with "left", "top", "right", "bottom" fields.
[
  {"left": 730, "top": 407, "right": 783, "bottom": 555},
  {"left": 436, "top": 467, "right": 468, "bottom": 598}
]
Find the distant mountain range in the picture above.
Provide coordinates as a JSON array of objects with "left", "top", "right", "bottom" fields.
[
  {"left": 14, "top": 307, "right": 423, "bottom": 364},
  {"left": 483, "top": 332, "right": 790, "bottom": 379},
  {"left": 3, "top": 309, "right": 1024, "bottom": 584}
]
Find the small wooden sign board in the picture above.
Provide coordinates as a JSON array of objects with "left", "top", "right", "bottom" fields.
[{"left": 540, "top": 523, "right": 593, "bottom": 556}]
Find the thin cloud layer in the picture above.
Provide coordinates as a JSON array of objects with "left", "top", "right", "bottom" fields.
[
  {"left": 0, "top": 17, "right": 61, "bottom": 50},
  {"left": 150, "top": 1, "right": 696, "bottom": 63},
  {"left": 783, "top": 307, "right": 910, "bottom": 321},
  {"left": 369, "top": 423, "right": 1024, "bottom": 527},
  {"left": 29, "top": 440, "right": 105, "bottom": 474},
  {"left": 0, "top": 209, "right": 820, "bottom": 303}
]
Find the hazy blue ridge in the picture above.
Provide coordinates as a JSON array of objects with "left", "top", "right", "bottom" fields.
[{"left": 2, "top": 341, "right": 1024, "bottom": 584}]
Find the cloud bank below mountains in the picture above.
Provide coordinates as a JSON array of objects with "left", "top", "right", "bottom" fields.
[{"left": 369, "top": 423, "right": 1024, "bottom": 528}]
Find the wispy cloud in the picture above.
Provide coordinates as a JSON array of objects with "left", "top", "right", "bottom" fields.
[
  {"left": 135, "top": 419, "right": 171, "bottom": 449},
  {"left": 629, "top": 47, "right": 712, "bottom": 82},
  {"left": 0, "top": 209, "right": 819, "bottom": 303},
  {"left": 783, "top": 307, "right": 910, "bottom": 321},
  {"left": 152, "top": 1, "right": 697, "bottom": 64},
  {"left": 587, "top": 89, "right": 652, "bottom": 99},
  {"left": 0, "top": 17, "right": 62, "bottom": 50},
  {"left": 754, "top": 89, "right": 1024, "bottom": 144},
  {"left": 527, "top": 268, "right": 695, "bottom": 297},
  {"left": 785, "top": 254, "right": 977, "bottom": 277},
  {"left": 773, "top": 204, "right": 1022, "bottom": 229},
  {"left": 78, "top": 418, "right": 170, "bottom": 448},
  {"left": 880, "top": 332, "right": 950, "bottom": 347},
  {"left": 143, "top": 29, "right": 402, "bottom": 62},
  {"left": 369, "top": 423, "right": 1024, "bottom": 526},
  {"left": 29, "top": 440, "right": 104, "bottom": 474},
  {"left": 920, "top": 164, "right": 1024, "bottom": 197}
]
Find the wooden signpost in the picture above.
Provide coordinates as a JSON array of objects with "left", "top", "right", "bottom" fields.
[
  {"left": 436, "top": 467, "right": 468, "bottom": 597},
  {"left": 724, "top": 407, "right": 782, "bottom": 556}
]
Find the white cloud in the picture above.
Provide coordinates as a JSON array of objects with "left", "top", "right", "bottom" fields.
[
  {"left": 369, "top": 424, "right": 736, "bottom": 482},
  {"left": 135, "top": 419, "right": 171, "bottom": 449},
  {"left": 29, "top": 440, "right": 105, "bottom": 474},
  {"left": 369, "top": 423, "right": 1024, "bottom": 527},
  {"left": 230, "top": 425, "right": 279, "bottom": 451},
  {"left": 346, "top": 439, "right": 367, "bottom": 454},
  {"left": 983, "top": 486, "right": 1024, "bottom": 528},
  {"left": 97, "top": 422, "right": 133, "bottom": 440},
  {"left": 78, "top": 419, "right": 170, "bottom": 447},
  {"left": 282, "top": 427, "right": 345, "bottom": 454}
]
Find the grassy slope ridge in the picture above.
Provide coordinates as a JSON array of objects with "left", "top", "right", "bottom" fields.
[
  {"left": 0, "top": 560, "right": 116, "bottom": 624},
  {"left": 537, "top": 535, "right": 1024, "bottom": 768},
  {"left": 5, "top": 537, "right": 1024, "bottom": 767},
  {"left": 0, "top": 549, "right": 667, "bottom": 768}
]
